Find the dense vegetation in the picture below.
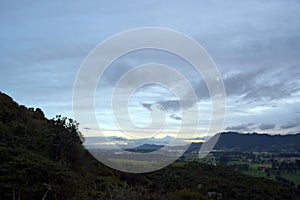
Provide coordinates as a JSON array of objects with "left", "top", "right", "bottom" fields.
[
  {"left": 1, "top": 92, "right": 299, "bottom": 199},
  {"left": 0, "top": 92, "right": 117, "bottom": 199}
]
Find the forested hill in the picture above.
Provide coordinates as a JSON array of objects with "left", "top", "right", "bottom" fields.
[
  {"left": 1, "top": 92, "right": 300, "bottom": 199},
  {"left": 184, "top": 132, "right": 300, "bottom": 153},
  {"left": 0, "top": 92, "right": 116, "bottom": 199},
  {"left": 214, "top": 131, "right": 300, "bottom": 152}
]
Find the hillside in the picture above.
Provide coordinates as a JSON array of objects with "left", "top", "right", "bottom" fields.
[
  {"left": 0, "top": 92, "right": 116, "bottom": 199},
  {"left": 182, "top": 132, "right": 300, "bottom": 153},
  {"left": 214, "top": 132, "right": 300, "bottom": 152},
  {"left": 0, "top": 92, "right": 299, "bottom": 199}
]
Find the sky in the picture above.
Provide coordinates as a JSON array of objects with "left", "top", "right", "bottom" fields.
[{"left": 1, "top": 0, "right": 300, "bottom": 138}]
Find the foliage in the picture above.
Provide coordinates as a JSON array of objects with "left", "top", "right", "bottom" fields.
[
  {"left": 0, "top": 92, "right": 113, "bottom": 199},
  {"left": 172, "top": 188, "right": 211, "bottom": 200}
]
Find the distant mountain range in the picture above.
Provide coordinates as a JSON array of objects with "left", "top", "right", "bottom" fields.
[
  {"left": 124, "top": 132, "right": 300, "bottom": 153},
  {"left": 214, "top": 132, "right": 300, "bottom": 152},
  {"left": 126, "top": 144, "right": 165, "bottom": 152},
  {"left": 84, "top": 135, "right": 176, "bottom": 149}
]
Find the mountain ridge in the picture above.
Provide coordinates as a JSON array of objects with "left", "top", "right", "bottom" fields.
[{"left": 123, "top": 131, "right": 300, "bottom": 153}]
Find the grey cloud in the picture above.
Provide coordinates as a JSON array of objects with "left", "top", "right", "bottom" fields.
[
  {"left": 141, "top": 103, "right": 153, "bottom": 111},
  {"left": 142, "top": 100, "right": 179, "bottom": 112},
  {"left": 246, "top": 123, "right": 256, "bottom": 126},
  {"left": 225, "top": 123, "right": 256, "bottom": 131},
  {"left": 100, "top": 50, "right": 197, "bottom": 89},
  {"left": 141, "top": 97, "right": 196, "bottom": 113},
  {"left": 223, "top": 69, "right": 264, "bottom": 97},
  {"left": 280, "top": 119, "right": 300, "bottom": 129},
  {"left": 222, "top": 66, "right": 300, "bottom": 102},
  {"left": 193, "top": 79, "right": 209, "bottom": 99},
  {"left": 2, "top": 0, "right": 300, "bottom": 136},
  {"left": 133, "top": 64, "right": 300, "bottom": 104},
  {"left": 196, "top": 0, "right": 300, "bottom": 70},
  {"left": 225, "top": 125, "right": 247, "bottom": 131},
  {"left": 259, "top": 124, "right": 275, "bottom": 130},
  {"left": 170, "top": 114, "right": 182, "bottom": 121},
  {"left": 111, "top": 136, "right": 128, "bottom": 141}
]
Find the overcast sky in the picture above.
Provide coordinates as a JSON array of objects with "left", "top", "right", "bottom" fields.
[{"left": 1, "top": 0, "right": 300, "bottom": 137}]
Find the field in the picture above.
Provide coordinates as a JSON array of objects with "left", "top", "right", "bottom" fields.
[
  {"left": 241, "top": 164, "right": 266, "bottom": 178},
  {"left": 281, "top": 171, "right": 300, "bottom": 186},
  {"left": 182, "top": 151, "right": 300, "bottom": 188}
]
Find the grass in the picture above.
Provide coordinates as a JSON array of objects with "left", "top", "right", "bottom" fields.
[
  {"left": 228, "top": 161, "right": 249, "bottom": 165},
  {"left": 106, "top": 158, "right": 167, "bottom": 172},
  {"left": 240, "top": 163, "right": 272, "bottom": 178},
  {"left": 241, "top": 166, "right": 266, "bottom": 178},
  {"left": 241, "top": 164, "right": 300, "bottom": 187},
  {"left": 171, "top": 162, "right": 186, "bottom": 167},
  {"left": 281, "top": 171, "right": 300, "bottom": 186}
]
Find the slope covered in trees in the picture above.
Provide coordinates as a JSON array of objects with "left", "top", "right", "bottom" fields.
[
  {"left": 182, "top": 132, "right": 300, "bottom": 154},
  {"left": 0, "top": 92, "right": 299, "bottom": 199},
  {"left": 214, "top": 132, "right": 300, "bottom": 152},
  {"left": 0, "top": 92, "right": 116, "bottom": 199}
]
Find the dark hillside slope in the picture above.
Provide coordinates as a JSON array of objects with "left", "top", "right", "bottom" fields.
[
  {"left": 214, "top": 132, "right": 300, "bottom": 152},
  {"left": 184, "top": 132, "right": 300, "bottom": 153},
  {"left": 0, "top": 92, "right": 115, "bottom": 199}
]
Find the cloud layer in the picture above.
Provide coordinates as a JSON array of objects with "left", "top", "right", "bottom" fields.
[{"left": 1, "top": 1, "right": 300, "bottom": 136}]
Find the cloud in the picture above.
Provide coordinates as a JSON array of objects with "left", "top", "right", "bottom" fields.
[
  {"left": 142, "top": 97, "right": 196, "bottom": 113},
  {"left": 259, "top": 123, "right": 275, "bottom": 130},
  {"left": 280, "top": 119, "right": 300, "bottom": 129},
  {"left": 170, "top": 114, "right": 182, "bottom": 121},
  {"left": 1, "top": 0, "right": 300, "bottom": 136},
  {"left": 222, "top": 66, "right": 300, "bottom": 102},
  {"left": 145, "top": 100, "right": 179, "bottom": 111},
  {"left": 141, "top": 103, "right": 154, "bottom": 111},
  {"left": 225, "top": 123, "right": 256, "bottom": 131}
]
